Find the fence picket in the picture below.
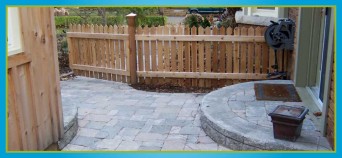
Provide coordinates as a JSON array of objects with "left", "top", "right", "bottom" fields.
[
  {"left": 150, "top": 26, "right": 157, "bottom": 84},
  {"left": 198, "top": 26, "right": 205, "bottom": 87},
  {"left": 240, "top": 27, "right": 247, "bottom": 83},
  {"left": 88, "top": 24, "right": 95, "bottom": 78},
  {"left": 114, "top": 25, "right": 120, "bottom": 81},
  {"left": 143, "top": 26, "right": 151, "bottom": 84},
  {"left": 76, "top": 24, "right": 82, "bottom": 76},
  {"left": 124, "top": 26, "right": 130, "bottom": 83},
  {"left": 205, "top": 27, "right": 211, "bottom": 87},
  {"left": 164, "top": 26, "right": 171, "bottom": 84},
  {"left": 219, "top": 27, "right": 226, "bottom": 86},
  {"left": 108, "top": 25, "right": 115, "bottom": 81},
  {"left": 119, "top": 26, "right": 126, "bottom": 82},
  {"left": 137, "top": 26, "right": 143, "bottom": 83},
  {"left": 103, "top": 25, "right": 109, "bottom": 80},
  {"left": 261, "top": 28, "right": 269, "bottom": 74},
  {"left": 191, "top": 26, "right": 198, "bottom": 87},
  {"left": 212, "top": 27, "right": 219, "bottom": 87},
  {"left": 247, "top": 27, "right": 255, "bottom": 73},
  {"left": 255, "top": 27, "right": 262, "bottom": 74},
  {"left": 184, "top": 27, "right": 191, "bottom": 86},
  {"left": 157, "top": 26, "right": 164, "bottom": 84},
  {"left": 177, "top": 25, "right": 184, "bottom": 86},
  {"left": 225, "top": 27, "right": 233, "bottom": 85},
  {"left": 170, "top": 25, "right": 177, "bottom": 85}
]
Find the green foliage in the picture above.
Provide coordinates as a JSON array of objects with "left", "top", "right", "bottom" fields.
[
  {"left": 137, "top": 16, "right": 167, "bottom": 27},
  {"left": 183, "top": 14, "right": 211, "bottom": 28},
  {"left": 55, "top": 15, "right": 166, "bottom": 28},
  {"left": 201, "top": 17, "right": 211, "bottom": 28},
  {"left": 216, "top": 17, "right": 237, "bottom": 28},
  {"left": 55, "top": 16, "right": 125, "bottom": 28}
]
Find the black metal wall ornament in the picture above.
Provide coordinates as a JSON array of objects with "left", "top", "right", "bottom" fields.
[{"left": 264, "top": 19, "right": 295, "bottom": 79}]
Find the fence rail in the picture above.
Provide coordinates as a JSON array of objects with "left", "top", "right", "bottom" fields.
[{"left": 67, "top": 22, "right": 290, "bottom": 88}]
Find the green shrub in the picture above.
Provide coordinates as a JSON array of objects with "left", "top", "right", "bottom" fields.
[
  {"left": 137, "top": 16, "right": 167, "bottom": 27},
  {"left": 216, "top": 17, "right": 237, "bottom": 28},
  {"left": 55, "top": 16, "right": 125, "bottom": 28},
  {"left": 183, "top": 14, "right": 211, "bottom": 28},
  {"left": 55, "top": 16, "right": 166, "bottom": 28}
]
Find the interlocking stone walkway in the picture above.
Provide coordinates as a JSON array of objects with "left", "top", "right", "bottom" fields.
[{"left": 61, "top": 77, "right": 230, "bottom": 151}]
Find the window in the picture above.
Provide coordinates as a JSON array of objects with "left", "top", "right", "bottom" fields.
[
  {"left": 236, "top": 7, "right": 288, "bottom": 26},
  {"left": 7, "top": 7, "right": 22, "bottom": 56},
  {"left": 242, "top": 7, "right": 287, "bottom": 18}
]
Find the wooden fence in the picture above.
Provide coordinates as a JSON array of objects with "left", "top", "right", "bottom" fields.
[
  {"left": 68, "top": 22, "right": 290, "bottom": 88},
  {"left": 67, "top": 24, "right": 131, "bottom": 83}
]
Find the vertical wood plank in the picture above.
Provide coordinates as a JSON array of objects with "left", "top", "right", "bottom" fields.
[
  {"left": 108, "top": 25, "right": 115, "bottom": 81},
  {"left": 247, "top": 27, "right": 255, "bottom": 73},
  {"left": 170, "top": 25, "right": 177, "bottom": 85},
  {"left": 143, "top": 27, "right": 151, "bottom": 84},
  {"left": 157, "top": 26, "right": 164, "bottom": 84},
  {"left": 163, "top": 26, "right": 171, "bottom": 84},
  {"left": 124, "top": 26, "right": 130, "bottom": 83},
  {"left": 98, "top": 25, "right": 104, "bottom": 79},
  {"left": 177, "top": 25, "right": 184, "bottom": 86},
  {"left": 205, "top": 27, "right": 211, "bottom": 87},
  {"left": 211, "top": 26, "right": 218, "bottom": 87},
  {"left": 103, "top": 25, "right": 109, "bottom": 80},
  {"left": 89, "top": 24, "right": 95, "bottom": 78},
  {"left": 225, "top": 27, "right": 233, "bottom": 86},
  {"left": 255, "top": 27, "right": 262, "bottom": 74},
  {"left": 9, "top": 68, "right": 30, "bottom": 150},
  {"left": 8, "top": 69, "right": 23, "bottom": 150},
  {"left": 111, "top": 25, "right": 117, "bottom": 81},
  {"left": 261, "top": 27, "right": 269, "bottom": 74},
  {"left": 269, "top": 48, "right": 275, "bottom": 74},
  {"left": 240, "top": 27, "right": 247, "bottom": 74},
  {"left": 233, "top": 27, "right": 240, "bottom": 84},
  {"left": 219, "top": 27, "right": 226, "bottom": 86},
  {"left": 191, "top": 26, "right": 198, "bottom": 87},
  {"left": 184, "top": 26, "right": 191, "bottom": 86},
  {"left": 150, "top": 26, "right": 157, "bottom": 84},
  {"left": 136, "top": 26, "right": 143, "bottom": 83},
  {"left": 80, "top": 24, "right": 86, "bottom": 77},
  {"left": 94, "top": 25, "right": 100, "bottom": 79},
  {"left": 67, "top": 24, "right": 74, "bottom": 75},
  {"left": 198, "top": 26, "right": 205, "bottom": 87},
  {"left": 119, "top": 26, "right": 126, "bottom": 82},
  {"left": 76, "top": 24, "right": 82, "bottom": 76}
]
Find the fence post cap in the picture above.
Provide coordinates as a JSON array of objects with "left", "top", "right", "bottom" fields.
[{"left": 126, "top": 13, "right": 137, "bottom": 17}]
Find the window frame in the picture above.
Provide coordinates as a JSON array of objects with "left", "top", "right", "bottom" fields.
[
  {"left": 7, "top": 7, "right": 23, "bottom": 56},
  {"left": 243, "top": 7, "right": 286, "bottom": 18}
]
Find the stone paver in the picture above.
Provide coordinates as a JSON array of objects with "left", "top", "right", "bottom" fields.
[
  {"left": 201, "top": 80, "right": 332, "bottom": 151},
  {"left": 61, "top": 77, "right": 224, "bottom": 151}
]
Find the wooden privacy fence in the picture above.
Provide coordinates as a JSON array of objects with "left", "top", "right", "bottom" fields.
[{"left": 67, "top": 16, "right": 290, "bottom": 88}]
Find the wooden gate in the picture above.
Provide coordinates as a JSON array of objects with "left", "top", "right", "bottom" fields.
[{"left": 67, "top": 24, "right": 132, "bottom": 83}]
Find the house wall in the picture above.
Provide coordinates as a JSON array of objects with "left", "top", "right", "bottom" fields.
[
  {"left": 326, "top": 52, "right": 335, "bottom": 149},
  {"left": 7, "top": 8, "right": 63, "bottom": 150}
]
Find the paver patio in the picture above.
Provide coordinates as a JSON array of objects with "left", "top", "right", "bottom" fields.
[{"left": 61, "top": 77, "right": 230, "bottom": 151}]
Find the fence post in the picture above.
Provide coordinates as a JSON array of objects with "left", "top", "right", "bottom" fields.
[{"left": 126, "top": 13, "right": 137, "bottom": 84}]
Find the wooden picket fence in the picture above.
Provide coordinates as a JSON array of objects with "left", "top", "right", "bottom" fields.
[
  {"left": 67, "top": 23, "right": 290, "bottom": 88},
  {"left": 67, "top": 24, "right": 131, "bottom": 83}
]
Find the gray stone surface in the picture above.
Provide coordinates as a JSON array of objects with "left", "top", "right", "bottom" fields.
[
  {"left": 58, "top": 91, "right": 79, "bottom": 150},
  {"left": 61, "top": 77, "right": 219, "bottom": 151},
  {"left": 200, "top": 80, "right": 333, "bottom": 151}
]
